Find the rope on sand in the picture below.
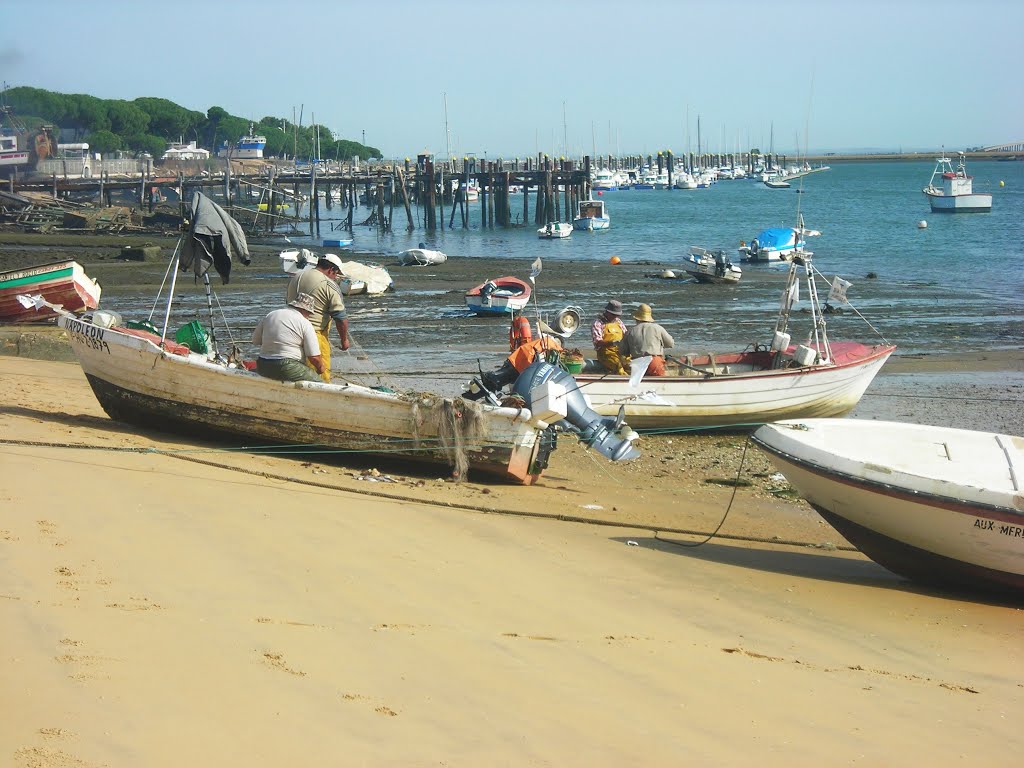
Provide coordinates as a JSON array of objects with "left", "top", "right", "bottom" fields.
[{"left": 0, "top": 437, "right": 856, "bottom": 552}]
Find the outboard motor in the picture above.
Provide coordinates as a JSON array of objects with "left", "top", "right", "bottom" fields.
[{"left": 511, "top": 360, "right": 639, "bottom": 463}]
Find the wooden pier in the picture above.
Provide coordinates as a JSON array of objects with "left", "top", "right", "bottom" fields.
[{"left": 7, "top": 147, "right": 1014, "bottom": 238}]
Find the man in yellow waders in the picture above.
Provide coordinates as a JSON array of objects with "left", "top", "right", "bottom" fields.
[
  {"left": 286, "top": 253, "right": 349, "bottom": 382},
  {"left": 591, "top": 299, "right": 629, "bottom": 375}
]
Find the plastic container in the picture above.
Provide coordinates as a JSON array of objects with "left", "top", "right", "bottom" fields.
[
  {"left": 175, "top": 320, "right": 210, "bottom": 354},
  {"left": 793, "top": 345, "right": 818, "bottom": 366},
  {"left": 563, "top": 359, "right": 585, "bottom": 374}
]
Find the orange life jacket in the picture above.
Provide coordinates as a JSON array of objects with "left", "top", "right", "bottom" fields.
[{"left": 509, "top": 315, "right": 533, "bottom": 351}]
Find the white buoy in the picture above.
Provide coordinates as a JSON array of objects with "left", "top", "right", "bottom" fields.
[{"left": 917, "top": 220, "right": 928, "bottom": 229}]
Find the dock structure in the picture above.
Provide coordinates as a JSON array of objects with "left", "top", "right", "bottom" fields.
[
  {"left": 2, "top": 150, "right": 763, "bottom": 237},
  {"left": 4, "top": 147, "right": 1018, "bottom": 237},
  {"left": 4, "top": 155, "right": 605, "bottom": 238}
]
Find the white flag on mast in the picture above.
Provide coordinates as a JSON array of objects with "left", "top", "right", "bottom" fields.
[
  {"left": 529, "top": 257, "right": 542, "bottom": 284},
  {"left": 828, "top": 276, "right": 852, "bottom": 304}
]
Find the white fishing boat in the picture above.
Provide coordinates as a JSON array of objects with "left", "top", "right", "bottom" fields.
[
  {"left": 683, "top": 247, "right": 742, "bottom": 284},
  {"left": 398, "top": 244, "right": 448, "bottom": 266},
  {"left": 0, "top": 133, "right": 30, "bottom": 169},
  {"left": 751, "top": 419, "right": 1024, "bottom": 595},
  {"left": 34, "top": 192, "right": 639, "bottom": 485},
  {"left": 572, "top": 199, "right": 610, "bottom": 231},
  {"left": 567, "top": 255, "right": 895, "bottom": 430},
  {"left": 217, "top": 124, "right": 267, "bottom": 159},
  {"left": 923, "top": 151, "right": 992, "bottom": 213},
  {"left": 538, "top": 222, "right": 573, "bottom": 239}
]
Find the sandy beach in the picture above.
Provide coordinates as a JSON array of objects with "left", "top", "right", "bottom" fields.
[{"left": 1, "top": 349, "right": 1022, "bottom": 766}]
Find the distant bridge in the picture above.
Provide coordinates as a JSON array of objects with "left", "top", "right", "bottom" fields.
[{"left": 981, "top": 141, "right": 1024, "bottom": 152}]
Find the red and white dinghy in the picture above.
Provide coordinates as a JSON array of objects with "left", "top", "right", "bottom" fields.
[
  {"left": 464, "top": 276, "right": 532, "bottom": 316},
  {"left": 753, "top": 419, "right": 1024, "bottom": 595},
  {"left": 0, "top": 260, "right": 102, "bottom": 322}
]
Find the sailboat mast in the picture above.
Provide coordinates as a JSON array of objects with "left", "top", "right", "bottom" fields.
[
  {"left": 562, "top": 101, "right": 568, "bottom": 159},
  {"left": 443, "top": 92, "right": 451, "bottom": 161}
]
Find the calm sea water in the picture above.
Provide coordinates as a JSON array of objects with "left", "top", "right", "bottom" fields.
[{"left": 113, "top": 159, "right": 1023, "bottom": 383}]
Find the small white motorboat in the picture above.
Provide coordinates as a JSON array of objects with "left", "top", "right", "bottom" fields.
[
  {"left": 538, "top": 222, "right": 573, "bottom": 239},
  {"left": 752, "top": 419, "right": 1024, "bottom": 595},
  {"left": 398, "top": 244, "right": 448, "bottom": 266},
  {"left": 683, "top": 246, "right": 742, "bottom": 284}
]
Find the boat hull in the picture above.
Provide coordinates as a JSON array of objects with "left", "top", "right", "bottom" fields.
[
  {"left": 58, "top": 316, "right": 549, "bottom": 484},
  {"left": 924, "top": 191, "right": 992, "bottom": 213},
  {"left": 684, "top": 267, "right": 740, "bottom": 284},
  {"left": 752, "top": 419, "right": 1024, "bottom": 594},
  {"left": 464, "top": 276, "right": 532, "bottom": 316},
  {"left": 398, "top": 249, "right": 447, "bottom": 266},
  {"left": 0, "top": 261, "right": 102, "bottom": 322},
  {"left": 572, "top": 216, "right": 610, "bottom": 231},
  {"left": 574, "top": 342, "right": 894, "bottom": 430}
]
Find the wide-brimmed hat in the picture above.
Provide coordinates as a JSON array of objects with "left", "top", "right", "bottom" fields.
[
  {"left": 633, "top": 303, "right": 654, "bottom": 322},
  {"left": 603, "top": 299, "right": 622, "bottom": 316},
  {"left": 288, "top": 292, "right": 316, "bottom": 313},
  {"left": 318, "top": 253, "right": 344, "bottom": 272}
]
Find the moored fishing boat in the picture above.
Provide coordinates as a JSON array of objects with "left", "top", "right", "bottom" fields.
[
  {"left": 1, "top": 260, "right": 101, "bottom": 322},
  {"left": 572, "top": 199, "right": 610, "bottom": 231},
  {"left": 923, "top": 151, "right": 992, "bottom": 213},
  {"left": 752, "top": 419, "right": 1024, "bottom": 595}
]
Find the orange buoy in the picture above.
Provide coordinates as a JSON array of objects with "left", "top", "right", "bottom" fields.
[{"left": 610, "top": 256, "right": 621, "bottom": 265}]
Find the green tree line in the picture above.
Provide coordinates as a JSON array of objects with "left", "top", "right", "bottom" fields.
[{"left": 4, "top": 86, "right": 381, "bottom": 161}]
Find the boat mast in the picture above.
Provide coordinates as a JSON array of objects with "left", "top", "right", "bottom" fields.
[{"left": 443, "top": 92, "right": 452, "bottom": 161}]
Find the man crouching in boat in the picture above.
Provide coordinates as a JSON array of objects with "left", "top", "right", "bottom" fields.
[{"left": 252, "top": 293, "right": 326, "bottom": 383}]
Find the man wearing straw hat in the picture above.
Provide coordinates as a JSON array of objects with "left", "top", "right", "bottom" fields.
[
  {"left": 286, "top": 253, "right": 350, "bottom": 382},
  {"left": 620, "top": 303, "right": 674, "bottom": 377},
  {"left": 591, "top": 299, "right": 629, "bottom": 374},
  {"left": 252, "top": 292, "right": 326, "bottom": 383}
]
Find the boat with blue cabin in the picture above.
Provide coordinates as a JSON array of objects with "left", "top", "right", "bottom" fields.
[{"left": 217, "top": 124, "right": 267, "bottom": 159}]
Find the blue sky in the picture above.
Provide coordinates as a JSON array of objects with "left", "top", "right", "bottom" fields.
[{"left": 2, "top": 0, "right": 1021, "bottom": 158}]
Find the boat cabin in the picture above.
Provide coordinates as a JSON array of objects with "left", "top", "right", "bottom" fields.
[{"left": 577, "top": 200, "right": 606, "bottom": 219}]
